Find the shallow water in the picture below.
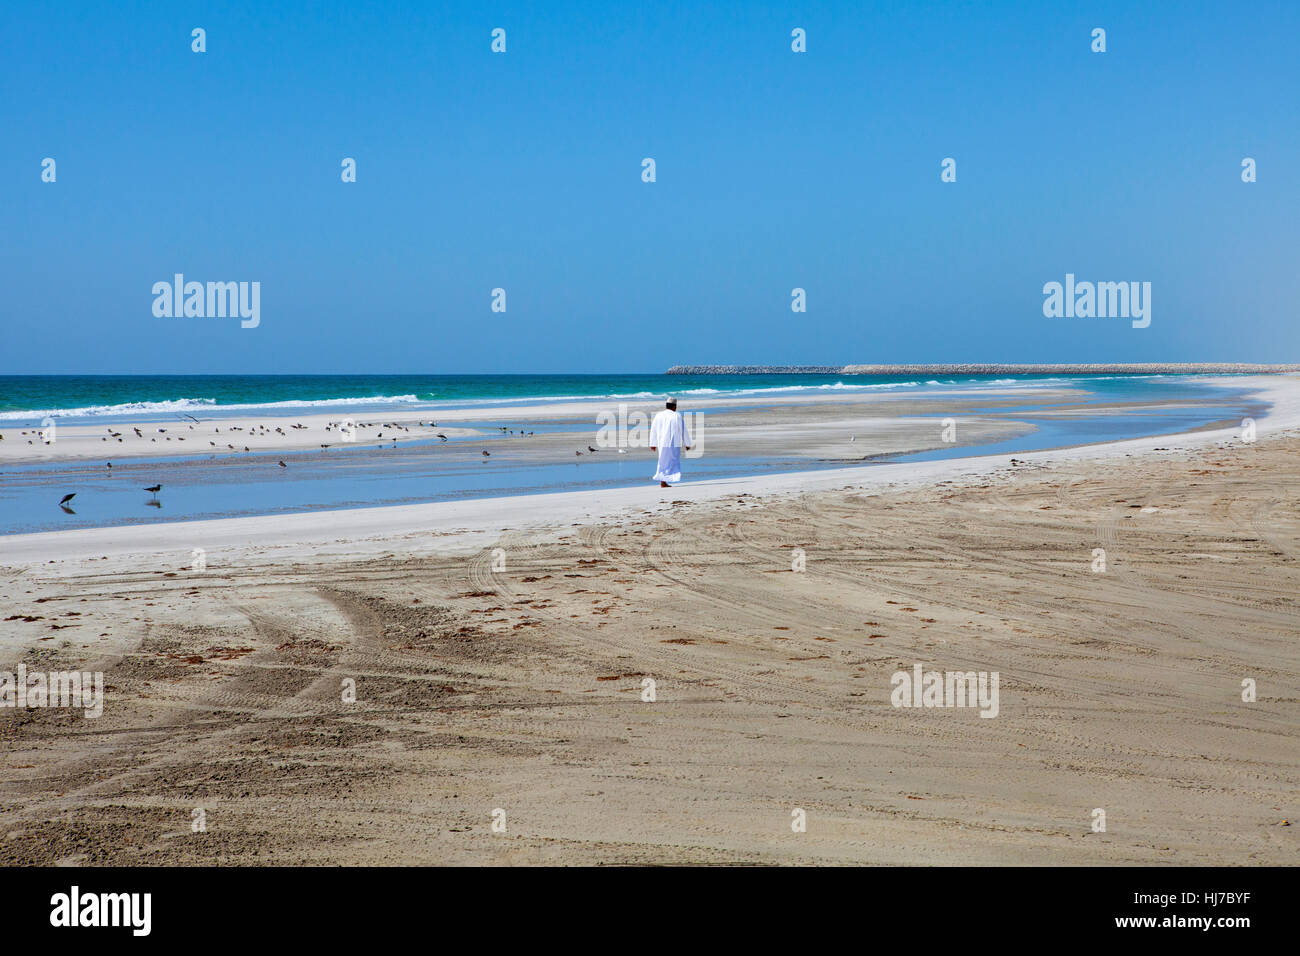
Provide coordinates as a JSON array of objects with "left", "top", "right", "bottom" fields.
[{"left": 0, "top": 376, "right": 1265, "bottom": 535}]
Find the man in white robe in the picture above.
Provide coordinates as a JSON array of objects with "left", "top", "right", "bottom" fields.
[{"left": 649, "top": 398, "right": 691, "bottom": 487}]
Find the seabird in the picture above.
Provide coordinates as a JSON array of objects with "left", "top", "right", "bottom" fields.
[
  {"left": 59, "top": 493, "right": 76, "bottom": 505},
  {"left": 278, "top": 460, "right": 286, "bottom": 468},
  {"left": 587, "top": 446, "right": 597, "bottom": 453},
  {"left": 144, "top": 484, "right": 161, "bottom": 494},
  {"left": 437, "top": 434, "right": 447, "bottom": 442},
  {"left": 482, "top": 450, "right": 490, "bottom": 456}
]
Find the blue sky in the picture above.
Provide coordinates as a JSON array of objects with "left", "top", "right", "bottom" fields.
[{"left": 3, "top": 0, "right": 1297, "bottom": 373}]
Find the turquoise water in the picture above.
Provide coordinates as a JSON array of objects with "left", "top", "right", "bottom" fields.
[
  {"left": 0, "top": 372, "right": 901, "bottom": 419},
  {"left": 0, "top": 372, "right": 1257, "bottom": 421}
]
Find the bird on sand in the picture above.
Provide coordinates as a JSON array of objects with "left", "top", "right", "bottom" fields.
[
  {"left": 587, "top": 446, "right": 598, "bottom": 453},
  {"left": 59, "top": 493, "right": 76, "bottom": 506}
]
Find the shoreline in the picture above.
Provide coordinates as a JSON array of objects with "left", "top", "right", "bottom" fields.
[
  {"left": 3, "top": 374, "right": 1294, "bottom": 569},
  {"left": 0, "top": 387, "right": 1070, "bottom": 463},
  {"left": 668, "top": 363, "right": 1300, "bottom": 374}
]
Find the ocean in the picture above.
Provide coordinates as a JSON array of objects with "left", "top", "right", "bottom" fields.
[{"left": 0, "top": 372, "right": 1262, "bottom": 422}]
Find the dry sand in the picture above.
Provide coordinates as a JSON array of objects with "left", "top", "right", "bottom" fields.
[{"left": 1, "top": 378, "right": 1297, "bottom": 865}]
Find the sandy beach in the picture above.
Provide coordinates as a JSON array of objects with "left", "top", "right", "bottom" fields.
[
  {"left": 0, "top": 387, "right": 1080, "bottom": 464},
  {"left": 1, "top": 376, "right": 1296, "bottom": 864},
  {"left": 11, "top": 0, "right": 1300, "bottom": 930}
]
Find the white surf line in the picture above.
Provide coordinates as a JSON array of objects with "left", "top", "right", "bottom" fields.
[{"left": 3, "top": 376, "right": 1296, "bottom": 570}]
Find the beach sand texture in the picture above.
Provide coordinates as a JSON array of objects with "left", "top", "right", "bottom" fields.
[{"left": 0, "top": 378, "right": 1297, "bottom": 864}]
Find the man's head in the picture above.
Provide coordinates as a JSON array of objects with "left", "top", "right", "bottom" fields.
[{"left": 665, "top": 398, "right": 677, "bottom": 410}]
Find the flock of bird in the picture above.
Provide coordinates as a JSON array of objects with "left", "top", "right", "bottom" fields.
[{"left": 36, "top": 415, "right": 616, "bottom": 512}]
